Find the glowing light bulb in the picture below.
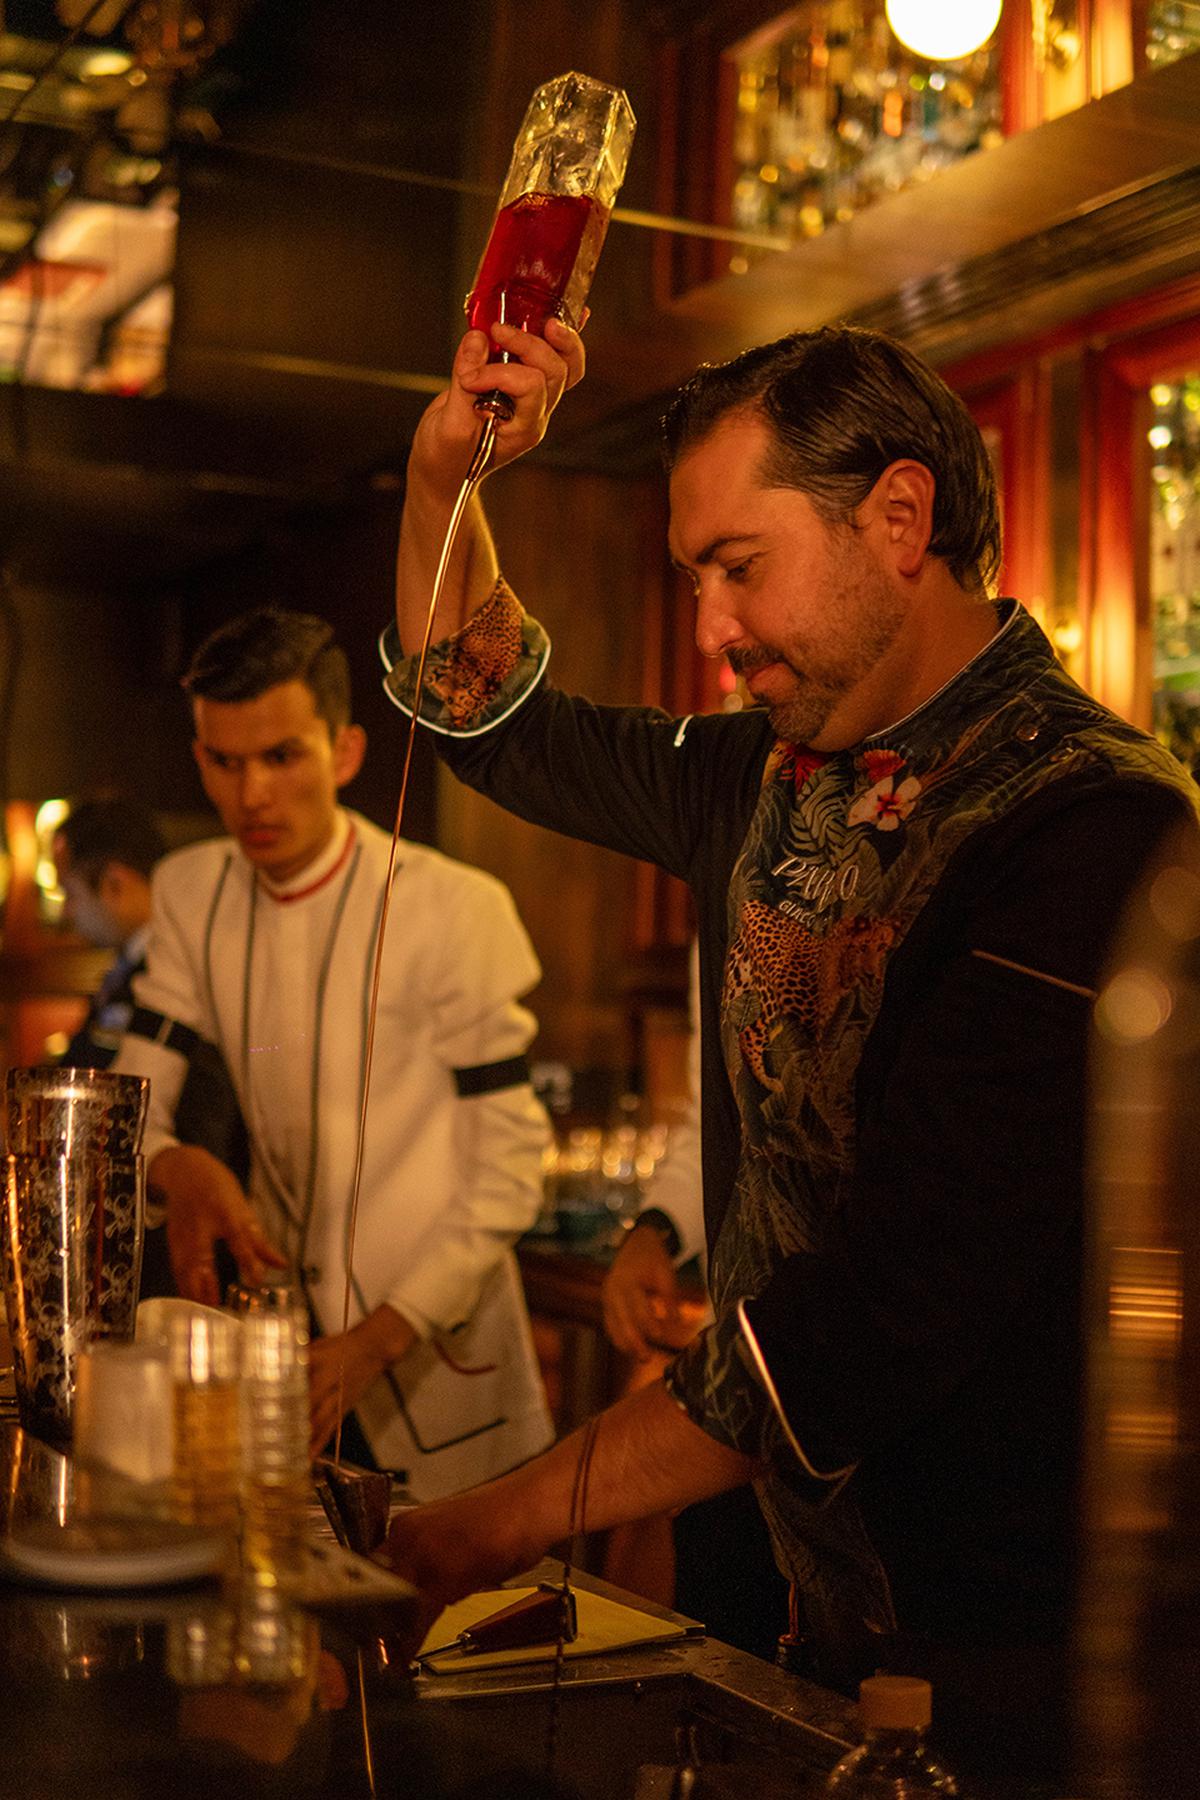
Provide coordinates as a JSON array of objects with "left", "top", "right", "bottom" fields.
[{"left": 885, "top": 0, "right": 1003, "bottom": 61}]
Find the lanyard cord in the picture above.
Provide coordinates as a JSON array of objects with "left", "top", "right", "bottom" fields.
[
  {"left": 234, "top": 840, "right": 362, "bottom": 1253},
  {"left": 298, "top": 841, "right": 362, "bottom": 1261},
  {"left": 238, "top": 879, "right": 300, "bottom": 1240},
  {"left": 200, "top": 854, "right": 234, "bottom": 1062}
]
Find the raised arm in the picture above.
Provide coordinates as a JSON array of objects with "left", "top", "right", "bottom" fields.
[{"left": 394, "top": 317, "right": 585, "bottom": 650}]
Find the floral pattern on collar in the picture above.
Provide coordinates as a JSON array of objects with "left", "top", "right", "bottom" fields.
[{"left": 847, "top": 749, "right": 922, "bottom": 832}]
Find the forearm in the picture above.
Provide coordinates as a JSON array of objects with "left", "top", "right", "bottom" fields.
[
  {"left": 528, "top": 1380, "right": 755, "bottom": 1539},
  {"left": 395, "top": 469, "right": 499, "bottom": 652},
  {"left": 385, "top": 1372, "right": 758, "bottom": 1615},
  {"left": 393, "top": 317, "right": 583, "bottom": 655},
  {"left": 351, "top": 1302, "right": 418, "bottom": 1366},
  {"left": 395, "top": 1380, "right": 757, "bottom": 1601}
]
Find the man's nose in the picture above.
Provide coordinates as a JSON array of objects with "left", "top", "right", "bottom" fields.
[
  {"left": 239, "top": 761, "right": 272, "bottom": 808},
  {"left": 694, "top": 584, "right": 742, "bottom": 662}
]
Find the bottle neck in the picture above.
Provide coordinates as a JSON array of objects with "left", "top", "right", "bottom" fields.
[{"left": 863, "top": 1725, "right": 929, "bottom": 1751}]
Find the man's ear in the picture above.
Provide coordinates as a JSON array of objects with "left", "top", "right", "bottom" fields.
[
  {"left": 99, "top": 861, "right": 152, "bottom": 932},
  {"left": 332, "top": 723, "right": 367, "bottom": 789},
  {"left": 192, "top": 737, "right": 218, "bottom": 807},
  {"left": 868, "top": 460, "right": 935, "bottom": 578},
  {"left": 96, "top": 861, "right": 125, "bottom": 907}
]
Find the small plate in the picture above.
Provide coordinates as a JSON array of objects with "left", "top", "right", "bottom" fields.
[{"left": 1, "top": 1517, "right": 226, "bottom": 1590}]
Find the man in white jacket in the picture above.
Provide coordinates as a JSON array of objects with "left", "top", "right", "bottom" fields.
[{"left": 113, "top": 607, "right": 553, "bottom": 1499}]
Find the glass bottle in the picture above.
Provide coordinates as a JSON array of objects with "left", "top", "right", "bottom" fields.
[
  {"left": 466, "top": 70, "right": 636, "bottom": 349},
  {"left": 824, "top": 1676, "right": 961, "bottom": 1797}
]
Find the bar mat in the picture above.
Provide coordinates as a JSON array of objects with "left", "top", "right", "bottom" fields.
[{"left": 418, "top": 1585, "right": 693, "bottom": 1673}]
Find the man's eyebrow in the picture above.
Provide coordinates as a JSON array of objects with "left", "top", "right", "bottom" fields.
[
  {"left": 671, "top": 533, "right": 761, "bottom": 571},
  {"left": 199, "top": 735, "right": 304, "bottom": 757}
]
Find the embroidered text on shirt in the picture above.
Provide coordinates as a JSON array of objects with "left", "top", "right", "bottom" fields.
[{"left": 771, "top": 853, "right": 860, "bottom": 912}]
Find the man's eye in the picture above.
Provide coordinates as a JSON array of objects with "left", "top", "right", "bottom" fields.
[
  {"left": 266, "top": 748, "right": 297, "bottom": 766},
  {"left": 724, "top": 561, "right": 752, "bottom": 583}
]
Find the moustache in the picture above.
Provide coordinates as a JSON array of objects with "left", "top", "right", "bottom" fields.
[{"left": 727, "top": 646, "right": 779, "bottom": 677}]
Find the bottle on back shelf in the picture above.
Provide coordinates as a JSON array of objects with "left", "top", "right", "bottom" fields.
[{"left": 824, "top": 1675, "right": 963, "bottom": 1797}]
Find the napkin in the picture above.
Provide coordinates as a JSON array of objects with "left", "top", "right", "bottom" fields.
[{"left": 417, "top": 1584, "right": 694, "bottom": 1674}]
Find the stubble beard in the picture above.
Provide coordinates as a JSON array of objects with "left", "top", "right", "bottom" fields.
[
  {"left": 744, "top": 547, "right": 907, "bottom": 747},
  {"left": 762, "top": 671, "right": 849, "bottom": 747}
]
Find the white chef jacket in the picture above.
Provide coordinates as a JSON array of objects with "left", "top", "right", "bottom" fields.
[{"left": 113, "top": 808, "right": 554, "bottom": 1499}]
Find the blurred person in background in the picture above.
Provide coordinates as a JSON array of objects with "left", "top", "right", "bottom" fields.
[
  {"left": 53, "top": 796, "right": 165, "bottom": 1069},
  {"left": 52, "top": 794, "right": 250, "bottom": 1297}
]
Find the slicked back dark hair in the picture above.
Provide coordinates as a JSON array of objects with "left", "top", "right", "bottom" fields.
[
  {"left": 56, "top": 796, "right": 165, "bottom": 884},
  {"left": 182, "top": 607, "right": 351, "bottom": 734},
  {"left": 661, "top": 326, "right": 1002, "bottom": 594}
]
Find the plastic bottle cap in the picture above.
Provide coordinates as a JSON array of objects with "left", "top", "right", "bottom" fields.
[{"left": 858, "top": 1675, "right": 933, "bottom": 1729}]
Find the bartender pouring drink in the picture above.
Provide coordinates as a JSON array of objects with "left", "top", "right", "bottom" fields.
[
  {"left": 111, "top": 606, "right": 553, "bottom": 1498},
  {"left": 380, "top": 315, "right": 1199, "bottom": 1783}
]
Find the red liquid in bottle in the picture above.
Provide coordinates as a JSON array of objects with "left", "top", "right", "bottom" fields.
[{"left": 466, "top": 190, "right": 610, "bottom": 353}]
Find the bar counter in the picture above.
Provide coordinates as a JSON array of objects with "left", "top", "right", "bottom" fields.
[{"left": 0, "top": 1417, "right": 864, "bottom": 1800}]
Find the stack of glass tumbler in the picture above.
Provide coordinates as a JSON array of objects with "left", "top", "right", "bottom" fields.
[
  {"left": 84, "top": 1286, "right": 311, "bottom": 1586},
  {"left": 2, "top": 1065, "right": 149, "bottom": 1447},
  {"left": 226, "top": 1282, "right": 311, "bottom": 1586},
  {"left": 109, "top": 1285, "right": 311, "bottom": 1586}
]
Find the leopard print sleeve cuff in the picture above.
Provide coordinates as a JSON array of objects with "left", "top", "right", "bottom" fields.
[
  {"left": 663, "top": 1307, "right": 777, "bottom": 1461},
  {"left": 379, "top": 576, "right": 551, "bottom": 736}
]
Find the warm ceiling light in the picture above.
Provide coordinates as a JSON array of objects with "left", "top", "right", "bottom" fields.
[{"left": 885, "top": 0, "right": 1003, "bottom": 61}]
